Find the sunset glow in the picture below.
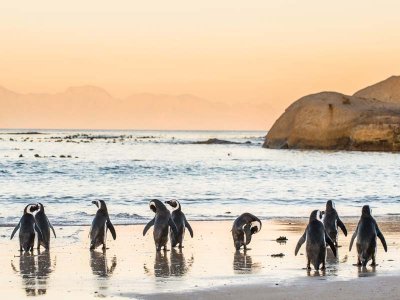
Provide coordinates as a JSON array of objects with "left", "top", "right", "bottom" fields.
[{"left": 1, "top": 1, "right": 400, "bottom": 129}]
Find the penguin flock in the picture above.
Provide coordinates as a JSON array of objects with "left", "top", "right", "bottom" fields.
[{"left": 10, "top": 199, "right": 388, "bottom": 272}]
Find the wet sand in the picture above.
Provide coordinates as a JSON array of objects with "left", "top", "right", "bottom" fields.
[{"left": 0, "top": 219, "right": 399, "bottom": 299}]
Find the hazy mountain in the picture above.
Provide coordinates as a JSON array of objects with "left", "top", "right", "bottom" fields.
[{"left": 0, "top": 85, "right": 278, "bottom": 130}]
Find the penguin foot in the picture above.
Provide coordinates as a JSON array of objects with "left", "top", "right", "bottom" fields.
[{"left": 370, "top": 263, "right": 378, "bottom": 267}]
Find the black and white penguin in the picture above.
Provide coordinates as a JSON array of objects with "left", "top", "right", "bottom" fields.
[
  {"left": 89, "top": 200, "right": 116, "bottom": 250},
  {"left": 323, "top": 200, "right": 347, "bottom": 246},
  {"left": 165, "top": 199, "right": 193, "bottom": 248},
  {"left": 35, "top": 203, "right": 56, "bottom": 250},
  {"left": 231, "top": 213, "right": 262, "bottom": 251},
  {"left": 143, "top": 199, "right": 178, "bottom": 251},
  {"left": 349, "top": 205, "right": 387, "bottom": 266},
  {"left": 295, "top": 210, "right": 337, "bottom": 270},
  {"left": 11, "top": 204, "right": 42, "bottom": 252}
]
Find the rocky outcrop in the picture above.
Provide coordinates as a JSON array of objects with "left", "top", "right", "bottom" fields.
[{"left": 263, "top": 85, "right": 400, "bottom": 151}]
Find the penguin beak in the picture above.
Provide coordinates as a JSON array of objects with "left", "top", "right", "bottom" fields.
[
  {"left": 91, "top": 201, "right": 99, "bottom": 208},
  {"left": 165, "top": 200, "right": 171, "bottom": 206}
]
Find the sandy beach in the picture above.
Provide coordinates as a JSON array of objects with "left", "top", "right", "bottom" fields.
[{"left": 1, "top": 218, "right": 399, "bottom": 299}]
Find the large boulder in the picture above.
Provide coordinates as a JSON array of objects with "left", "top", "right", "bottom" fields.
[{"left": 263, "top": 91, "right": 400, "bottom": 151}]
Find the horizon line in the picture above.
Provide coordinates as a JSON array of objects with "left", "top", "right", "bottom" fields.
[{"left": 0, "top": 127, "right": 268, "bottom": 132}]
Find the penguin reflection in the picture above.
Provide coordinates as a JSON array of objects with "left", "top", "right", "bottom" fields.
[
  {"left": 170, "top": 248, "right": 193, "bottom": 276},
  {"left": 154, "top": 251, "right": 170, "bottom": 277},
  {"left": 233, "top": 250, "right": 260, "bottom": 274},
  {"left": 150, "top": 249, "right": 193, "bottom": 277},
  {"left": 90, "top": 250, "right": 117, "bottom": 297},
  {"left": 11, "top": 250, "right": 54, "bottom": 296},
  {"left": 90, "top": 250, "right": 117, "bottom": 278}
]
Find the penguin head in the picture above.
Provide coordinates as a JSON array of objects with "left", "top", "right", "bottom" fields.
[
  {"left": 362, "top": 205, "right": 372, "bottom": 216},
  {"left": 24, "top": 203, "right": 39, "bottom": 215},
  {"left": 165, "top": 199, "right": 181, "bottom": 211},
  {"left": 149, "top": 199, "right": 167, "bottom": 213},
  {"left": 310, "top": 210, "right": 323, "bottom": 222},
  {"left": 250, "top": 225, "right": 259, "bottom": 235},
  {"left": 92, "top": 200, "right": 107, "bottom": 211},
  {"left": 37, "top": 202, "right": 45, "bottom": 213},
  {"left": 238, "top": 213, "right": 262, "bottom": 234},
  {"left": 326, "top": 200, "right": 335, "bottom": 210}
]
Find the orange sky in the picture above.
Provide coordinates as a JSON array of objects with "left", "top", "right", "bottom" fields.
[{"left": 1, "top": 1, "right": 400, "bottom": 129}]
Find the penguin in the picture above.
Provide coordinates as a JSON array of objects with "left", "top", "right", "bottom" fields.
[
  {"left": 323, "top": 200, "right": 347, "bottom": 246},
  {"left": 165, "top": 199, "right": 193, "bottom": 248},
  {"left": 349, "top": 205, "right": 387, "bottom": 267},
  {"left": 143, "top": 199, "right": 179, "bottom": 251},
  {"left": 89, "top": 200, "right": 116, "bottom": 250},
  {"left": 231, "top": 213, "right": 262, "bottom": 251},
  {"left": 11, "top": 204, "right": 42, "bottom": 252},
  {"left": 295, "top": 210, "right": 337, "bottom": 270},
  {"left": 35, "top": 203, "right": 56, "bottom": 250}
]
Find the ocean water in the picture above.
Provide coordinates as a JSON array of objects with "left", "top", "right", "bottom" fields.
[{"left": 0, "top": 129, "right": 399, "bottom": 226}]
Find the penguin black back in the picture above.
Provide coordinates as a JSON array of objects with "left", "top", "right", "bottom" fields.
[
  {"left": 143, "top": 199, "right": 179, "bottom": 251},
  {"left": 323, "top": 200, "right": 347, "bottom": 246},
  {"left": 35, "top": 203, "right": 56, "bottom": 250},
  {"left": 231, "top": 213, "right": 262, "bottom": 251},
  {"left": 295, "top": 210, "right": 336, "bottom": 270},
  {"left": 11, "top": 204, "right": 41, "bottom": 252},
  {"left": 90, "top": 200, "right": 116, "bottom": 250},
  {"left": 349, "top": 205, "right": 387, "bottom": 266},
  {"left": 165, "top": 199, "right": 193, "bottom": 248}
]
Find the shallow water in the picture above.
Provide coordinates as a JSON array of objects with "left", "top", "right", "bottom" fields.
[
  {"left": 0, "top": 129, "right": 399, "bottom": 226},
  {"left": 1, "top": 221, "right": 399, "bottom": 298}
]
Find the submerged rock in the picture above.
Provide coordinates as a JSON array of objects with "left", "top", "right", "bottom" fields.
[
  {"left": 264, "top": 77, "right": 400, "bottom": 152},
  {"left": 193, "top": 138, "right": 241, "bottom": 145}
]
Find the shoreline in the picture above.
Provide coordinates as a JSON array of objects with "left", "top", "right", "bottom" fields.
[
  {"left": 138, "top": 275, "right": 400, "bottom": 300},
  {"left": 2, "top": 214, "right": 400, "bottom": 228}
]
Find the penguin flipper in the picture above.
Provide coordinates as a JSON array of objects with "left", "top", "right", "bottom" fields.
[
  {"left": 168, "top": 218, "right": 179, "bottom": 237},
  {"left": 107, "top": 219, "right": 117, "bottom": 240},
  {"left": 295, "top": 230, "right": 306, "bottom": 256},
  {"left": 10, "top": 222, "right": 20, "bottom": 240},
  {"left": 337, "top": 217, "right": 347, "bottom": 236},
  {"left": 143, "top": 218, "right": 155, "bottom": 236},
  {"left": 325, "top": 231, "right": 337, "bottom": 257},
  {"left": 184, "top": 217, "right": 194, "bottom": 238},
  {"left": 47, "top": 216, "right": 57, "bottom": 238},
  {"left": 349, "top": 224, "right": 358, "bottom": 251},
  {"left": 375, "top": 224, "right": 387, "bottom": 252}
]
